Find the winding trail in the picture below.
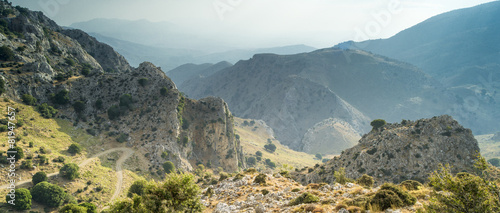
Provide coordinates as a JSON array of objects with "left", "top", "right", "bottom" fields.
[{"left": 0, "top": 147, "right": 135, "bottom": 203}]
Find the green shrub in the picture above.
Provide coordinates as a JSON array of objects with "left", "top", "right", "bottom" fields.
[
  {"left": 368, "top": 190, "right": 403, "bottom": 210},
  {"left": 5, "top": 188, "right": 31, "bottom": 210},
  {"left": 357, "top": 174, "right": 374, "bottom": 188},
  {"left": 21, "top": 159, "right": 32, "bottom": 169},
  {"left": 247, "top": 156, "right": 256, "bottom": 166},
  {"left": 161, "top": 151, "right": 168, "bottom": 159},
  {"left": 264, "top": 143, "right": 277, "bottom": 153},
  {"left": 95, "top": 99, "right": 103, "bottom": 110},
  {"left": 138, "top": 78, "right": 148, "bottom": 87},
  {"left": 370, "top": 119, "right": 387, "bottom": 130},
  {"left": 426, "top": 164, "right": 500, "bottom": 212},
  {"left": 289, "top": 192, "right": 320, "bottom": 205},
  {"left": 60, "top": 163, "right": 80, "bottom": 180},
  {"left": 254, "top": 173, "right": 267, "bottom": 184},
  {"left": 107, "top": 105, "right": 120, "bottom": 120},
  {"left": 32, "top": 171, "right": 48, "bottom": 185},
  {"left": 73, "top": 101, "right": 85, "bottom": 113},
  {"left": 31, "top": 181, "right": 66, "bottom": 207},
  {"left": 233, "top": 173, "right": 244, "bottom": 181},
  {"left": 79, "top": 202, "right": 97, "bottom": 213},
  {"left": 59, "top": 203, "right": 87, "bottom": 213},
  {"left": 0, "top": 45, "right": 14, "bottom": 61},
  {"left": 265, "top": 158, "right": 276, "bottom": 168},
  {"left": 0, "top": 125, "right": 7, "bottom": 132},
  {"left": 0, "top": 78, "right": 5, "bottom": 96},
  {"left": 53, "top": 90, "right": 70, "bottom": 105},
  {"left": 67, "top": 144, "right": 82, "bottom": 154},
  {"left": 37, "top": 103, "right": 58, "bottom": 118},
  {"left": 127, "top": 179, "right": 149, "bottom": 198},
  {"left": 39, "top": 155, "right": 48, "bottom": 164},
  {"left": 334, "top": 167, "right": 354, "bottom": 184},
  {"left": 399, "top": 180, "right": 423, "bottom": 191},
  {"left": 115, "top": 133, "right": 128, "bottom": 143},
  {"left": 255, "top": 151, "right": 263, "bottom": 157},
  {"left": 291, "top": 188, "right": 301, "bottom": 192},
  {"left": 8, "top": 146, "right": 23, "bottom": 159},
  {"left": 119, "top": 94, "right": 133, "bottom": 109},
  {"left": 261, "top": 189, "right": 270, "bottom": 195},
  {"left": 21, "top": 94, "right": 37, "bottom": 105},
  {"left": 162, "top": 161, "right": 175, "bottom": 174},
  {"left": 219, "top": 172, "right": 229, "bottom": 181},
  {"left": 380, "top": 183, "right": 416, "bottom": 206},
  {"left": 160, "top": 87, "right": 168, "bottom": 96}
]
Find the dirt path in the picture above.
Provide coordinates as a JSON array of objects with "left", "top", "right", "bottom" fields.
[{"left": 0, "top": 147, "right": 135, "bottom": 203}]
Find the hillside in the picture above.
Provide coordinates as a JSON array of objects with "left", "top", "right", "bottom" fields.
[
  {"left": 167, "top": 61, "right": 232, "bottom": 86},
  {"left": 181, "top": 48, "right": 452, "bottom": 154},
  {"left": 339, "top": 1, "right": 500, "bottom": 134},
  {"left": 296, "top": 115, "right": 480, "bottom": 185}
]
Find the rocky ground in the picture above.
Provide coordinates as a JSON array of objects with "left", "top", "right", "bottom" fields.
[{"left": 200, "top": 171, "right": 429, "bottom": 213}]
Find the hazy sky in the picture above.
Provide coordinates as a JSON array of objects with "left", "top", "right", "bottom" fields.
[{"left": 10, "top": 0, "right": 498, "bottom": 48}]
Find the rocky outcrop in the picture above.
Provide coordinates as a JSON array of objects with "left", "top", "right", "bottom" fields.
[
  {"left": 295, "top": 115, "right": 480, "bottom": 185},
  {"left": 301, "top": 118, "right": 362, "bottom": 155}
]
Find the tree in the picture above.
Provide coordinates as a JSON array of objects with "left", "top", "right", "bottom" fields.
[
  {"left": 5, "top": 188, "right": 31, "bottom": 210},
  {"left": 60, "top": 163, "right": 80, "bottom": 180},
  {"left": 32, "top": 171, "right": 48, "bottom": 185},
  {"left": 370, "top": 119, "right": 387, "bottom": 130},
  {"left": 67, "top": 144, "right": 82, "bottom": 155},
  {"left": 247, "top": 156, "right": 256, "bottom": 166},
  {"left": 488, "top": 158, "right": 500, "bottom": 167},
  {"left": 73, "top": 101, "right": 85, "bottom": 113},
  {"left": 160, "top": 87, "right": 168, "bottom": 96},
  {"left": 264, "top": 143, "right": 276, "bottom": 153},
  {"left": 59, "top": 203, "right": 87, "bottom": 213},
  {"left": 79, "top": 202, "right": 97, "bottom": 213},
  {"left": 127, "top": 179, "right": 149, "bottom": 198},
  {"left": 0, "top": 45, "right": 14, "bottom": 61},
  {"left": 256, "top": 151, "right": 263, "bottom": 157},
  {"left": 53, "top": 90, "right": 70, "bottom": 105},
  {"left": 8, "top": 146, "right": 23, "bottom": 160},
  {"left": 315, "top": 153, "right": 322, "bottom": 160},
  {"left": 119, "top": 94, "right": 133, "bottom": 109},
  {"left": 37, "top": 103, "right": 58, "bottom": 118},
  {"left": 31, "top": 181, "right": 66, "bottom": 207},
  {"left": 21, "top": 94, "right": 37, "bottom": 105},
  {"left": 163, "top": 161, "right": 175, "bottom": 174}
]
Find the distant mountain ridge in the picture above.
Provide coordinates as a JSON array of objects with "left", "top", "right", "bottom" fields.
[
  {"left": 180, "top": 48, "right": 451, "bottom": 154},
  {"left": 338, "top": 0, "right": 500, "bottom": 134}
]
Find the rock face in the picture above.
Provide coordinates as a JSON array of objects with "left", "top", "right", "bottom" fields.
[
  {"left": 0, "top": 3, "right": 243, "bottom": 173},
  {"left": 181, "top": 49, "right": 451, "bottom": 154},
  {"left": 493, "top": 132, "right": 500, "bottom": 141},
  {"left": 296, "top": 115, "right": 480, "bottom": 185},
  {"left": 301, "top": 118, "right": 361, "bottom": 155}
]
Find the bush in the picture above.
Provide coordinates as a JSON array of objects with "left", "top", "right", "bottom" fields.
[
  {"left": 60, "top": 163, "right": 80, "bottom": 180},
  {"left": 107, "top": 105, "right": 121, "bottom": 120},
  {"left": 138, "top": 78, "right": 148, "bottom": 87},
  {"left": 264, "top": 143, "right": 277, "bottom": 153},
  {"left": 73, "top": 101, "right": 85, "bottom": 113},
  {"left": 334, "top": 167, "right": 354, "bottom": 184},
  {"left": 0, "top": 78, "right": 5, "bottom": 96},
  {"left": 119, "top": 94, "right": 133, "bottom": 109},
  {"left": 53, "top": 90, "right": 70, "bottom": 105},
  {"left": 65, "top": 57, "right": 75, "bottom": 66},
  {"left": 247, "top": 156, "right": 256, "bottom": 166},
  {"left": 21, "top": 94, "right": 37, "bottom": 105},
  {"left": 315, "top": 153, "right": 322, "bottom": 160},
  {"left": 289, "top": 192, "right": 320, "bottom": 205},
  {"left": 79, "top": 202, "right": 97, "bottom": 213},
  {"left": 265, "top": 159, "right": 276, "bottom": 168},
  {"left": 37, "top": 103, "right": 58, "bottom": 118},
  {"left": 8, "top": 146, "right": 23, "bottom": 160},
  {"left": 256, "top": 151, "right": 263, "bottom": 157},
  {"left": 380, "top": 183, "right": 416, "bottom": 206},
  {"left": 5, "top": 188, "right": 31, "bottom": 210},
  {"left": 127, "top": 179, "right": 149, "bottom": 198},
  {"left": 370, "top": 119, "right": 387, "bottom": 129},
  {"left": 31, "top": 181, "right": 66, "bottom": 207},
  {"left": 219, "top": 172, "right": 229, "bottom": 181},
  {"left": 254, "top": 173, "right": 267, "bottom": 184},
  {"left": 399, "top": 180, "right": 423, "bottom": 191},
  {"left": 95, "top": 99, "right": 103, "bottom": 110},
  {"left": 162, "top": 161, "right": 175, "bottom": 174},
  {"left": 368, "top": 190, "right": 403, "bottom": 210},
  {"left": 0, "top": 125, "right": 7, "bottom": 132},
  {"left": 39, "top": 155, "right": 48, "bottom": 164},
  {"left": 21, "top": 159, "right": 32, "bottom": 170},
  {"left": 59, "top": 204, "right": 87, "bottom": 213},
  {"left": 32, "top": 171, "right": 48, "bottom": 185},
  {"left": 68, "top": 144, "right": 82, "bottom": 154},
  {"left": 0, "top": 45, "right": 14, "bottom": 61},
  {"left": 160, "top": 87, "right": 168, "bottom": 96},
  {"left": 426, "top": 164, "right": 500, "bottom": 212},
  {"left": 357, "top": 174, "right": 374, "bottom": 188}
]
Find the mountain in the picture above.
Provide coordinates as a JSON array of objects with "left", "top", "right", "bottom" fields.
[
  {"left": 338, "top": 1, "right": 500, "bottom": 134},
  {"left": 167, "top": 61, "right": 232, "bottom": 86},
  {"left": 296, "top": 115, "right": 481, "bottom": 185},
  {"left": 70, "top": 19, "right": 317, "bottom": 70},
  {"left": 180, "top": 48, "right": 450, "bottom": 154},
  {"left": 0, "top": 3, "right": 243, "bottom": 174}
]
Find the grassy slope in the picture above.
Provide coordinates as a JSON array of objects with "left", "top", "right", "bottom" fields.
[
  {"left": 0, "top": 99, "right": 141, "bottom": 212},
  {"left": 234, "top": 117, "right": 319, "bottom": 171}
]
